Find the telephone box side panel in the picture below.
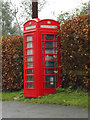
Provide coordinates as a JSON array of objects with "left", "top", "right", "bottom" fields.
[
  {"left": 23, "top": 31, "right": 25, "bottom": 95},
  {"left": 23, "top": 31, "right": 38, "bottom": 97}
]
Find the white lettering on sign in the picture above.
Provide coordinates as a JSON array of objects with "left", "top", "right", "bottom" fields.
[
  {"left": 25, "top": 25, "right": 36, "bottom": 30},
  {"left": 40, "top": 25, "right": 57, "bottom": 29}
]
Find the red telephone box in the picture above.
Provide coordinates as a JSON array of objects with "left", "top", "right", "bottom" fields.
[{"left": 23, "top": 18, "right": 61, "bottom": 97}]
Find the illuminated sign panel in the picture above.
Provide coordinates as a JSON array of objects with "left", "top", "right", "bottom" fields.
[
  {"left": 41, "top": 25, "right": 57, "bottom": 29},
  {"left": 25, "top": 25, "right": 36, "bottom": 30}
]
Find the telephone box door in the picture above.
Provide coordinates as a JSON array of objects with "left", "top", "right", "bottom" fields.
[{"left": 41, "top": 33, "right": 58, "bottom": 93}]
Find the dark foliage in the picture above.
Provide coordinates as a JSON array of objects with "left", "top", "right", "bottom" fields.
[
  {"left": 59, "top": 14, "right": 89, "bottom": 90},
  {"left": 2, "top": 36, "right": 23, "bottom": 91}
]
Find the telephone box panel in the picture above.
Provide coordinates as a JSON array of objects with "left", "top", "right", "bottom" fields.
[{"left": 23, "top": 18, "right": 61, "bottom": 97}]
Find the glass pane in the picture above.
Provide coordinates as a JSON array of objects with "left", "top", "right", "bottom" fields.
[
  {"left": 43, "top": 76, "right": 44, "bottom": 81},
  {"left": 27, "top": 62, "right": 33, "bottom": 68},
  {"left": 42, "top": 55, "right": 44, "bottom": 60},
  {"left": 56, "top": 76, "right": 57, "bottom": 81},
  {"left": 45, "top": 48, "right": 54, "bottom": 54},
  {"left": 45, "top": 35, "right": 54, "bottom": 40},
  {"left": 55, "top": 42, "right": 57, "bottom": 47},
  {"left": 56, "top": 82, "right": 58, "bottom": 88},
  {"left": 45, "top": 69, "right": 54, "bottom": 74},
  {"left": 45, "top": 41, "right": 54, "bottom": 47},
  {"left": 43, "top": 62, "right": 44, "bottom": 67},
  {"left": 27, "top": 83, "right": 33, "bottom": 88},
  {"left": 27, "top": 69, "right": 33, "bottom": 74},
  {"left": 56, "top": 50, "right": 58, "bottom": 54},
  {"left": 45, "top": 82, "right": 55, "bottom": 88},
  {"left": 42, "top": 48, "right": 44, "bottom": 53},
  {"left": 43, "top": 83, "right": 44, "bottom": 88},
  {"left": 45, "top": 55, "right": 54, "bottom": 60},
  {"left": 27, "top": 76, "right": 33, "bottom": 81},
  {"left": 27, "top": 42, "right": 32, "bottom": 48},
  {"left": 56, "top": 62, "right": 57, "bottom": 67},
  {"left": 27, "top": 49, "right": 33, "bottom": 55},
  {"left": 43, "top": 69, "right": 44, "bottom": 74},
  {"left": 42, "top": 35, "right": 44, "bottom": 40},
  {"left": 56, "top": 36, "right": 57, "bottom": 40},
  {"left": 42, "top": 41, "right": 44, "bottom": 47},
  {"left": 27, "top": 35, "right": 32, "bottom": 41},
  {"left": 27, "top": 56, "right": 33, "bottom": 61},
  {"left": 45, "top": 62, "right": 54, "bottom": 67},
  {"left": 45, "top": 76, "right": 55, "bottom": 81}
]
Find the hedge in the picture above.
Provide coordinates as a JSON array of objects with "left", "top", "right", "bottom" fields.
[
  {"left": 59, "top": 14, "right": 89, "bottom": 90},
  {"left": 2, "top": 36, "right": 23, "bottom": 91}
]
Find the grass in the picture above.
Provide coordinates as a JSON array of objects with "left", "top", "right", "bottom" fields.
[
  {"left": 0, "top": 88, "right": 88, "bottom": 108},
  {"left": 0, "top": 92, "right": 2, "bottom": 100}
]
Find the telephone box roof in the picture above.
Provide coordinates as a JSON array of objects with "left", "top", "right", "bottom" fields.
[{"left": 24, "top": 18, "right": 60, "bottom": 26}]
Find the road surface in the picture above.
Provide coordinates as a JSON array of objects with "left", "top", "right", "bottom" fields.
[{"left": 2, "top": 101, "right": 88, "bottom": 118}]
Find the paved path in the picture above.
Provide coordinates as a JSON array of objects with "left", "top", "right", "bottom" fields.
[
  {"left": 0, "top": 101, "right": 2, "bottom": 119},
  {"left": 2, "top": 101, "right": 88, "bottom": 118}
]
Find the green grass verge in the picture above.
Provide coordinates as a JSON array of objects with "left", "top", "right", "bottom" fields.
[
  {"left": 1, "top": 88, "right": 88, "bottom": 108},
  {"left": 0, "top": 92, "right": 2, "bottom": 100}
]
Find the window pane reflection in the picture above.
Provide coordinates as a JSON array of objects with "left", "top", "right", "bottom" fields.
[
  {"left": 45, "top": 41, "right": 54, "bottom": 47},
  {"left": 27, "top": 76, "right": 33, "bottom": 81},
  {"left": 27, "top": 69, "right": 33, "bottom": 74},
  {"left": 27, "top": 62, "right": 33, "bottom": 68},
  {"left": 45, "top": 48, "right": 54, "bottom": 54},
  {"left": 27, "top": 83, "right": 33, "bottom": 88},
  {"left": 27, "top": 35, "right": 32, "bottom": 41},
  {"left": 45, "top": 62, "right": 54, "bottom": 67},
  {"left": 27, "top": 56, "right": 33, "bottom": 61},
  {"left": 42, "top": 48, "right": 44, "bottom": 53},
  {"left": 45, "top": 35, "right": 54, "bottom": 40},
  {"left": 45, "top": 55, "right": 54, "bottom": 61},
  {"left": 27, "top": 49, "right": 33, "bottom": 55},
  {"left": 45, "top": 76, "right": 55, "bottom": 81},
  {"left": 27, "top": 42, "right": 32, "bottom": 48},
  {"left": 45, "top": 82, "right": 55, "bottom": 88},
  {"left": 45, "top": 69, "right": 54, "bottom": 74},
  {"left": 42, "top": 41, "right": 44, "bottom": 47}
]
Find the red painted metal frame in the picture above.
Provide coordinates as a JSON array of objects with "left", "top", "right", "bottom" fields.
[{"left": 23, "top": 18, "right": 61, "bottom": 97}]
